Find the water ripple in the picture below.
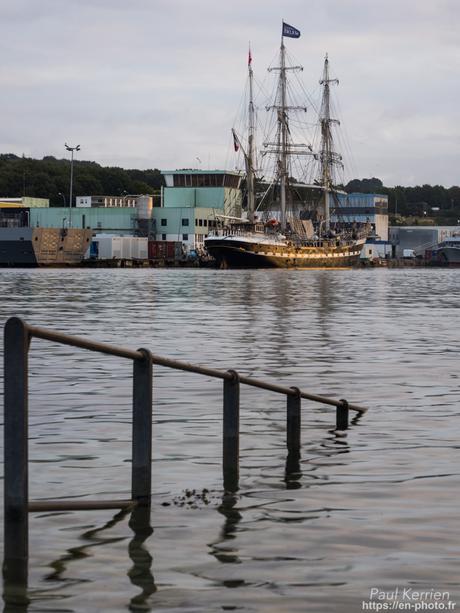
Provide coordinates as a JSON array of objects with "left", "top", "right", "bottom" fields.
[{"left": 1, "top": 268, "right": 459, "bottom": 611}]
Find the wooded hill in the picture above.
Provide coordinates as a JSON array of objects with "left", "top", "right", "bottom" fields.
[
  {"left": 345, "top": 177, "right": 460, "bottom": 225},
  {"left": 0, "top": 154, "right": 164, "bottom": 205},
  {"left": 1, "top": 154, "right": 459, "bottom": 225}
]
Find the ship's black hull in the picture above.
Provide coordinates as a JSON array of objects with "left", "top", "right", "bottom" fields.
[{"left": 205, "top": 238, "right": 364, "bottom": 269}]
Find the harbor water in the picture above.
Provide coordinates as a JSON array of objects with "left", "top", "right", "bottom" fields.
[{"left": 0, "top": 268, "right": 459, "bottom": 612}]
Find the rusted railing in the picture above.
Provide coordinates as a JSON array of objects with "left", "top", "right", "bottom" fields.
[{"left": 3, "top": 316, "right": 367, "bottom": 593}]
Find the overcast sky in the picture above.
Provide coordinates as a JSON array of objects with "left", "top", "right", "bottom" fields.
[{"left": 1, "top": 0, "right": 459, "bottom": 186}]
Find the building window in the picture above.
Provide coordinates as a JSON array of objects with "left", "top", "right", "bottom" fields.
[
  {"left": 198, "top": 219, "right": 203, "bottom": 227},
  {"left": 182, "top": 218, "right": 189, "bottom": 226},
  {"left": 161, "top": 219, "right": 167, "bottom": 226},
  {"left": 182, "top": 233, "right": 188, "bottom": 241},
  {"left": 204, "top": 219, "right": 208, "bottom": 227},
  {"left": 162, "top": 233, "right": 167, "bottom": 240}
]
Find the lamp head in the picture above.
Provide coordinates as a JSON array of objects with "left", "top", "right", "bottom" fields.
[{"left": 64, "top": 143, "right": 80, "bottom": 152}]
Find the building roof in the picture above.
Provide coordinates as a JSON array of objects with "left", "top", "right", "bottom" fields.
[
  {"left": 342, "top": 192, "right": 388, "bottom": 199},
  {"left": 161, "top": 169, "right": 242, "bottom": 176}
]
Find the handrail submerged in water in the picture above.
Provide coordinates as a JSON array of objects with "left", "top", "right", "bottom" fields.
[{"left": 3, "top": 316, "right": 367, "bottom": 584}]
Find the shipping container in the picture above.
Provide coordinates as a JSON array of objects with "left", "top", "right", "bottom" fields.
[
  {"left": 121, "top": 237, "right": 132, "bottom": 260},
  {"left": 148, "top": 240, "right": 183, "bottom": 260},
  {"left": 132, "top": 237, "right": 148, "bottom": 260},
  {"left": 94, "top": 235, "right": 123, "bottom": 259},
  {"left": 90, "top": 235, "right": 149, "bottom": 260}
]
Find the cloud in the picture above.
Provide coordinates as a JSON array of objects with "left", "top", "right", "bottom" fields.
[{"left": 1, "top": 0, "right": 459, "bottom": 185}]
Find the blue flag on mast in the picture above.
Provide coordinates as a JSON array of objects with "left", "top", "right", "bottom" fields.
[{"left": 282, "top": 22, "right": 301, "bottom": 38}]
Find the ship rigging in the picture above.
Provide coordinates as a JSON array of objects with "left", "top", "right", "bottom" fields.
[{"left": 204, "top": 22, "right": 367, "bottom": 268}]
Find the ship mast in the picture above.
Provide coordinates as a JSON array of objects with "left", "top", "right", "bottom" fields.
[
  {"left": 279, "top": 37, "right": 288, "bottom": 231},
  {"left": 247, "top": 45, "right": 256, "bottom": 223},
  {"left": 265, "top": 24, "right": 308, "bottom": 232},
  {"left": 318, "top": 54, "right": 342, "bottom": 231}
]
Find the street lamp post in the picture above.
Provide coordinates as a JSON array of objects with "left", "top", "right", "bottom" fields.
[
  {"left": 65, "top": 143, "right": 80, "bottom": 227},
  {"left": 57, "top": 192, "right": 66, "bottom": 207}
]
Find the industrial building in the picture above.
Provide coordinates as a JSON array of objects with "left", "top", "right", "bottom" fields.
[
  {"left": 0, "top": 196, "right": 49, "bottom": 208},
  {"left": 28, "top": 195, "right": 154, "bottom": 236},
  {"left": 0, "top": 169, "right": 239, "bottom": 263},
  {"left": 56, "top": 171, "right": 242, "bottom": 251},
  {"left": 390, "top": 226, "right": 459, "bottom": 257},
  {"left": 153, "top": 206, "right": 219, "bottom": 248},
  {"left": 30, "top": 207, "right": 137, "bottom": 235},
  {"left": 155, "top": 170, "right": 242, "bottom": 249},
  {"left": 0, "top": 200, "right": 92, "bottom": 266},
  {"left": 334, "top": 193, "right": 389, "bottom": 241},
  {"left": 0, "top": 201, "right": 31, "bottom": 228},
  {"left": 331, "top": 192, "right": 390, "bottom": 260}
]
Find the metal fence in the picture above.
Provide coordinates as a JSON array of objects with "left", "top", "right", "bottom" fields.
[{"left": 3, "top": 316, "right": 367, "bottom": 596}]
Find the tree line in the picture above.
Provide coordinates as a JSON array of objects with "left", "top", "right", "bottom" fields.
[
  {"left": 1, "top": 154, "right": 459, "bottom": 223},
  {"left": 345, "top": 177, "right": 460, "bottom": 224},
  {"left": 0, "top": 154, "right": 164, "bottom": 206}
]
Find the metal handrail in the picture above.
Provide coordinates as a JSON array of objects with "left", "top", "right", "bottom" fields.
[
  {"left": 28, "top": 322, "right": 367, "bottom": 414},
  {"left": 3, "top": 316, "right": 368, "bottom": 592},
  {"left": 3, "top": 316, "right": 369, "bottom": 598}
]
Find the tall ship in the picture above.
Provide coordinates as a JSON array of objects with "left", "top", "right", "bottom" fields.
[{"left": 205, "top": 22, "right": 367, "bottom": 268}]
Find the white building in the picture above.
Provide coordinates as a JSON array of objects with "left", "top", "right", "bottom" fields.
[{"left": 76, "top": 195, "right": 137, "bottom": 208}]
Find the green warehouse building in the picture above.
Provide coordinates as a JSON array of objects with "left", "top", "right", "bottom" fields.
[
  {"left": 23, "top": 169, "right": 242, "bottom": 253},
  {"left": 154, "top": 170, "right": 242, "bottom": 250}
]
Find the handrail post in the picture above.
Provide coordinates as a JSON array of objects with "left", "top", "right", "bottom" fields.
[
  {"left": 336, "top": 399, "right": 349, "bottom": 431},
  {"left": 286, "top": 387, "right": 302, "bottom": 479},
  {"left": 286, "top": 387, "right": 301, "bottom": 456},
  {"left": 3, "top": 317, "right": 30, "bottom": 600},
  {"left": 223, "top": 370, "right": 240, "bottom": 492},
  {"left": 132, "top": 349, "right": 153, "bottom": 506}
]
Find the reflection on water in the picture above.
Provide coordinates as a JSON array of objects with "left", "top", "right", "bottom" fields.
[
  {"left": 3, "top": 505, "right": 155, "bottom": 612},
  {"left": 0, "top": 268, "right": 459, "bottom": 612},
  {"left": 127, "top": 506, "right": 156, "bottom": 611},
  {"left": 210, "top": 493, "right": 242, "bottom": 565}
]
